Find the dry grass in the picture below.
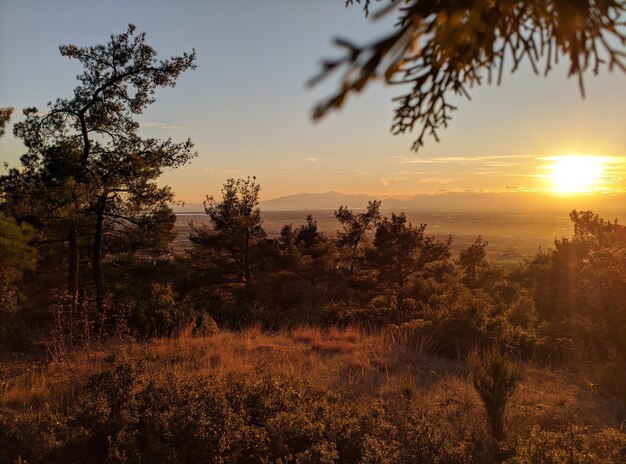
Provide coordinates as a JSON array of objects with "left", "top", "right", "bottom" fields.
[{"left": 1, "top": 326, "right": 623, "bottom": 433}]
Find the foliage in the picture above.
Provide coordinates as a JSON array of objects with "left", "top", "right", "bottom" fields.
[
  {"left": 367, "top": 212, "right": 451, "bottom": 311},
  {"left": 334, "top": 200, "right": 381, "bottom": 274},
  {"left": 1, "top": 25, "right": 196, "bottom": 317},
  {"left": 397, "top": 409, "right": 494, "bottom": 464},
  {"left": 519, "top": 210, "right": 626, "bottom": 392},
  {"left": 0, "top": 213, "right": 36, "bottom": 310},
  {"left": 311, "top": 1, "right": 626, "bottom": 151},
  {"left": 0, "top": 364, "right": 401, "bottom": 464},
  {"left": 506, "top": 425, "right": 626, "bottom": 464},
  {"left": 126, "top": 283, "right": 195, "bottom": 337},
  {"left": 458, "top": 235, "right": 489, "bottom": 285},
  {"left": 269, "top": 215, "right": 338, "bottom": 325},
  {"left": 0, "top": 106, "right": 12, "bottom": 138},
  {"left": 0, "top": 212, "right": 36, "bottom": 351},
  {"left": 3, "top": 356, "right": 624, "bottom": 464},
  {"left": 189, "top": 177, "right": 275, "bottom": 316},
  {"left": 472, "top": 349, "right": 518, "bottom": 441}
]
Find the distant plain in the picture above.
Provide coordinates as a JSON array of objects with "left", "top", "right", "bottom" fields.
[{"left": 174, "top": 210, "right": 624, "bottom": 264}]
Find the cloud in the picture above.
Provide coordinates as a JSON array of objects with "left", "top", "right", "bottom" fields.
[
  {"left": 391, "top": 170, "right": 429, "bottom": 176},
  {"left": 329, "top": 169, "right": 370, "bottom": 176},
  {"left": 416, "top": 176, "right": 469, "bottom": 184},
  {"left": 142, "top": 121, "right": 184, "bottom": 130},
  {"left": 597, "top": 175, "right": 623, "bottom": 184},
  {"left": 393, "top": 155, "right": 537, "bottom": 165},
  {"left": 381, "top": 177, "right": 389, "bottom": 186},
  {"left": 304, "top": 157, "right": 319, "bottom": 163}
]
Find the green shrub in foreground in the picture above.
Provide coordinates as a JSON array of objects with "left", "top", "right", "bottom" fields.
[
  {"left": 505, "top": 425, "right": 626, "bottom": 464},
  {"left": 1, "top": 361, "right": 624, "bottom": 464}
]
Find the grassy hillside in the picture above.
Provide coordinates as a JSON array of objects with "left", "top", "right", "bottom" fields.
[{"left": 2, "top": 327, "right": 624, "bottom": 463}]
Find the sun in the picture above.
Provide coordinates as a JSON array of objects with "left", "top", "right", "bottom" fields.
[{"left": 548, "top": 155, "right": 604, "bottom": 194}]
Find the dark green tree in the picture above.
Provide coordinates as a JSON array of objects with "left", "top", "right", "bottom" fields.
[
  {"left": 311, "top": 1, "right": 626, "bottom": 151},
  {"left": 521, "top": 210, "right": 626, "bottom": 370},
  {"left": 368, "top": 212, "right": 451, "bottom": 311},
  {"left": 0, "top": 109, "right": 38, "bottom": 350},
  {"left": 334, "top": 200, "right": 381, "bottom": 274},
  {"left": 2, "top": 26, "right": 196, "bottom": 313},
  {"left": 0, "top": 107, "right": 12, "bottom": 138},
  {"left": 274, "top": 215, "right": 336, "bottom": 320},
  {"left": 472, "top": 349, "right": 518, "bottom": 441},
  {"left": 189, "top": 177, "right": 270, "bottom": 306},
  {"left": 458, "top": 235, "right": 489, "bottom": 284},
  {"left": 0, "top": 212, "right": 37, "bottom": 350}
]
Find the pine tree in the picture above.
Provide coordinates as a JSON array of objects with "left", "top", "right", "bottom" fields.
[{"left": 1, "top": 26, "right": 196, "bottom": 314}]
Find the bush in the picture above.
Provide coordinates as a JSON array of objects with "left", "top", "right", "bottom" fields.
[
  {"left": 193, "top": 312, "right": 220, "bottom": 336},
  {"left": 506, "top": 425, "right": 626, "bottom": 464},
  {"left": 398, "top": 410, "right": 495, "bottom": 464},
  {"left": 0, "top": 363, "right": 399, "bottom": 463},
  {"left": 472, "top": 349, "right": 518, "bottom": 441},
  {"left": 126, "top": 283, "right": 195, "bottom": 337}
]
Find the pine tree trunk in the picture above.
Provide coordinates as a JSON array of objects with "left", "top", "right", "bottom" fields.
[
  {"left": 397, "top": 270, "right": 404, "bottom": 311},
  {"left": 92, "top": 195, "right": 107, "bottom": 313},
  {"left": 68, "top": 222, "right": 80, "bottom": 310}
]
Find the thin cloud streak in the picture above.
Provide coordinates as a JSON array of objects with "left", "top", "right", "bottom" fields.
[
  {"left": 142, "top": 121, "right": 184, "bottom": 130},
  {"left": 393, "top": 155, "right": 538, "bottom": 165}
]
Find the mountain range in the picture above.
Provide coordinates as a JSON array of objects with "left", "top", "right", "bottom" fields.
[{"left": 175, "top": 190, "right": 626, "bottom": 216}]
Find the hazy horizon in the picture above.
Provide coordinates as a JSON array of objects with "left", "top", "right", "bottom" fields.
[{"left": 171, "top": 189, "right": 626, "bottom": 219}]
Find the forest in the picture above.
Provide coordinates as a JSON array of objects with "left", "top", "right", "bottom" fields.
[{"left": 1, "top": 20, "right": 626, "bottom": 464}]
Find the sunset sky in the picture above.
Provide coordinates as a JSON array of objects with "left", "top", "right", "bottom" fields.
[{"left": 1, "top": 0, "right": 625, "bottom": 203}]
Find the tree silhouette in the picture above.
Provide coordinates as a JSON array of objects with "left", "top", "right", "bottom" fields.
[
  {"left": 2, "top": 25, "right": 196, "bottom": 313},
  {"left": 190, "top": 177, "right": 269, "bottom": 305},
  {"left": 0, "top": 212, "right": 36, "bottom": 350},
  {"left": 311, "top": 1, "right": 626, "bottom": 151},
  {"left": 277, "top": 215, "right": 336, "bottom": 318},
  {"left": 472, "top": 349, "right": 518, "bottom": 441},
  {"left": 0, "top": 107, "right": 12, "bottom": 138},
  {"left": 334, "top": 200, "right": 382, "bottom": 274},
  {"left": 459, "top": 235, "right": 489, "bottom": 284},
  {"left": 368, "top": 213, "right": 451, "bottom": 311}
]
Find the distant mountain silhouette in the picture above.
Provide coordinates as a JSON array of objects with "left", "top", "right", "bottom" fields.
[
  {"left": 174, "top": 191, "right": 626, "bottom": 215},
  {"left": 258, "top": 191, "right": 626, "bottom": 214},
  {"left": 260, "top": 191, "right": 379, "bottom": 210}
]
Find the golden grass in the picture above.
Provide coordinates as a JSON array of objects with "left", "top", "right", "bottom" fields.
[{"left": 1, "top": 326, "right": 623, "bottom": 434}]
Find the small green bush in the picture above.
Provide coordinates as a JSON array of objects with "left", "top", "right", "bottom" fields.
[
  {"left": 3, "top": 359, "right": 624, "bottom": 464},
  {"left": 0, "top": 363, "right": 398, "bottom": 463},
  {"left": 506, "top": 425, "right": 626, "bottom": 464},
  {"left": 472, "top": 349, "right": 518, "bottom": 441},
  {"left": 398, "top": 410, "right": 495, "bottom": 464},
  {"left": 193, "top": 312, "right": 220, "bottom": 336}
]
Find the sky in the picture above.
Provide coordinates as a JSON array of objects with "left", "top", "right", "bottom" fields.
[{"left": 1, "top": 0, "right": 625, "bottom": 203}]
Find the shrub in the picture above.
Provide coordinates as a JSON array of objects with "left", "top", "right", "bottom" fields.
[
  {"left": 398, "top": 410, "right": 495, "bottom": 464},
  {"left": 193, "top": 312, "right": 220, "bottom": 336},
  {"left": 472, "top": 349, "right": 518, "bottom": 441},
  {"left": 126, "top": 283, "right": 195, "bottom": 336},
  {"left": 0, "top": 363, "right": 399, "bottom": 463},
  {"left": 506, "top": 425, "right": 626, "bottom": 464}
]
